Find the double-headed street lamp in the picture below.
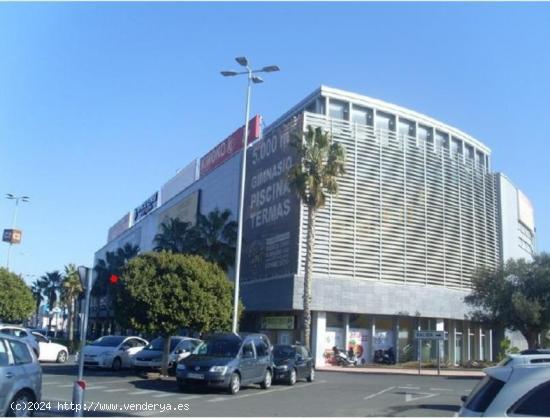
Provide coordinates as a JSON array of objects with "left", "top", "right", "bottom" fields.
[
  {"left": 221, "top": 57, "right": 280, "bottom": 333},
  {"left": 5, "top": 193, "right": 30, "bottom": 270}
]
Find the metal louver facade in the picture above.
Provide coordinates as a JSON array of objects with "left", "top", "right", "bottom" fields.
[{"left": 296, "top": 103, "right": 500, "bottom": 291}]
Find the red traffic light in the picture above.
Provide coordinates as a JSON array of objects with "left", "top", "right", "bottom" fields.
[{"left": 109, "top": 274, "right": 119, "bottom": 284}]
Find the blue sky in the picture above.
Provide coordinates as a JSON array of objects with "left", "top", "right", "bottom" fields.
[{"left": 1, "top": 2, "right": 549, "bottom": 283}]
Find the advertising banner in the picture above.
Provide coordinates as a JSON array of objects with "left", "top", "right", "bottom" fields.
[
  {"left": 199, "top": 115, "right": 261, "bottom": 178},
  {"left": 133, "top": 191, "right": 159, "bottom": 224},
  {"left": 107, "top": 213, "right": 131, "bottom": 243},
  {"left": 240, "top": 116, "right": 302, "bottom": 282},
  {"left": 2, "top": 229, "right": 22, "bottom": 244},
  {"left": 373, "top": 330, "right": 394, "bottom": 351},
  {"left": 348, "top": 328, "right": 370, "bottom": 364},
  {"left": 157, "top": 190, "right": 200, "bottom": 230},
  {"left": 161, "top": 159, "right": 198, "bottom": 205},
  {"left": 324, "top": 327, "right": 345, "bottom": 365},
  {"left": 260, "top": 316, "right": 295, "bottom": 330}
]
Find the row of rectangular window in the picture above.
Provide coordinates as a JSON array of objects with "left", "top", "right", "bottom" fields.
[{"left": 306, "top": 96, "right": 488, "bottom": 168}]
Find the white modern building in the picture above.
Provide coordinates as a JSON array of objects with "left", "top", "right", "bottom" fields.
[{"left": 93, "top": 86, "right": 535, "bottom": 365}]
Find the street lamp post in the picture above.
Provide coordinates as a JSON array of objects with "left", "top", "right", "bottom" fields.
[
  {"left": 221, "top": 57, "right": 280, "bottom": 333},
  {"left": 5, "top": 193, "right": 30, "bottom": 270}
]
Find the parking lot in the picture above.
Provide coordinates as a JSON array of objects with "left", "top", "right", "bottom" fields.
[{"left": 38, "top": 362, "right": 480, "bottom": 416}]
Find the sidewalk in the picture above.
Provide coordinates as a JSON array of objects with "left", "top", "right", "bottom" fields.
[{"left": 317, "top": 365, "right": 485, "bottom": 377}]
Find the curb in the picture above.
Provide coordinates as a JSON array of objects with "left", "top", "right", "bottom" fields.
[{"left": 316, "top": 366, "right": 485, "bottom": 378}]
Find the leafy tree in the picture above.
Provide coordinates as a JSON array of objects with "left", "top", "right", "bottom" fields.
[
  {"left": 154, "top": 218, "right": 193, "bottom": 253},
  {"left": 153, "top": 208, "right": 237, "bottom": 272},
  {"left": 0, "top": 268, "right": 35, "bottom": 323},
  {"left": 61, "top": 264, "right": 83, "bottom": 343},
  {"left": 465, "top": 253, "right": 550, "bottom": 349},
  {"left": 40, "top": 270, "right": 63, "bottom": 330},
  {"left": 30, "top": 279, "right": 45, "bottom": 327},
  {"left": 288, "top": 125, "right": 346, "bottom": 349},
  {"left": 116, "top": 251, "right": 238, "bottom": 376}
]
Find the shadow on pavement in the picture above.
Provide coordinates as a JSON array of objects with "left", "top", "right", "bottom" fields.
[{"left": 418, "top": 403, "right": 460, "bottom": 412}]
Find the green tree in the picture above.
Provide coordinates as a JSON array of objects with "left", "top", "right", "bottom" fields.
[
  {"left": 116, "top": 252, "right": 237, "bottom": 376},
  {"left": 0, "top": 268, "right": 35, "bottom": 323},
  {"left": 40, "top": 270, "right": 63, "bottom": 330},
  {"left": 62, "top": 264, "right": 83, "bottom": 343},
  {"left": 465, "top": 253, "right": 550, "bottom": 349},
  {"left": 30, "top": 279, "right": 45, "bottom": 327},
  {"left": 288, "top": 125, "right": 346, "bottom": 349}
]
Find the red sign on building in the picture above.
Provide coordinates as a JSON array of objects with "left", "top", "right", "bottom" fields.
[{"left": 199, "top": 115, "right": 261, "bottom": 178}]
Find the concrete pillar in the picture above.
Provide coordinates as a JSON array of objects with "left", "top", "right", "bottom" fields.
[
  {"left": 394, "top": 318, "right": 400, "bottom": 364},
  {"left": 436, "top": 319, "right": 445, "bottom": 362},
  {"left": 343, "top": 313, "right": 350, "bottom": 351},
  {"left": 312, "top": 311, "right": 326, "bottom": 368},
  {"left": 467, "top": 326, "right": 471, "bottom": 361},
  {"left": 479, "top": 326, "right": 483, "bottom": 361},
  {"left": 370, "top": 316, "right": 376, "bottom": 363},
  {"left": 489, "top": 329, "right": 493, "bottom": 361}
]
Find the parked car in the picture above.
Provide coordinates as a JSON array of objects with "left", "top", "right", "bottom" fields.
[
  {"left": 0, "top": 325, "right": 40, "bottom": 358},
  {"left": 458, "top": 350, "right": 550, "bottom": 416},
  {"left": 0, "top": 332, "right": 42, "bottom": 417},
  {"left": 31, "top": 332, "right": 69, "bottom": 363},
  {"left": 79, "top": 335, "right": 147, "bottom": 371},
  {"left": 176, "top": 332, "right": 273, "bottom": 395},
  {"left": 133, "top": 336, "right": 201, "bottom": 375},
  {"left": 273, "top": 344, "right": 315, "bottom": 385}
]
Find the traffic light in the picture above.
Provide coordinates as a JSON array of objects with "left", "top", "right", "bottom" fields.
[{"left": 109, "top": 274, "right": 119, "bottom": 284}]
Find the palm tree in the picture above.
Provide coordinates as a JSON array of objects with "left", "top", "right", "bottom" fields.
[
  {"left": 154, "top": 218, "right": 192, "bottom": 253},
  {"left": 191, "top": 208, "right": 237, "bottom": 271},
  {"left": 288, "top": 125, "right": 346, "bottom": 350},
  {"left": 30, "top": 279, "right": 45, "bottom": 327},
  {"left": 93, "top": 243, "right": 140, "bottom": 296},
  {"left": 62, "top": 264, "right": 83, "bottom": 343},
  {"left": 40, "top": 271, "right": 63, "bottom": 330}
]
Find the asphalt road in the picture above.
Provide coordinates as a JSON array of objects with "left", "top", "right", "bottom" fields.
[{"left": 37, "top": 362, "right": 480, "bottom": 417}]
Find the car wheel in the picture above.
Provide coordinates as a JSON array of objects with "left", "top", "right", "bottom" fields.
[
  {"left": 228, "top": 372, "right": 240, "bottom": 395},
  {"left": 260, "top": 369, "right": 272, "bottom": 389},
  {"left": 112, "top": 357, "right": 122, "bottom": 371},
  {"left": 287, "top": 368, "right": 297, "bottom": 386},
  {"left": 307, "top": 367, "right": 315, "bottom": 382},
  {"left": 56, "top": 350, "right": 68, "bottom": 363},
  {"left": 7, "top": 390, "right": 35, "bottom": 417}
]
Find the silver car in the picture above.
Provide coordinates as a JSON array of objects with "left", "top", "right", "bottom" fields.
[
  {"left": 0, "top": 325, "right": 40, "bottom": 358},
  {"left": 458, "top": 351, "right": 550, "bottom": 416},
  {"left": 0, "top": 333, "right": 42, "bottom": 416}
]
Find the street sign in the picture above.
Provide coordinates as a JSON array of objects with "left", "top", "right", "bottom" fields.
[
  {"left": 415, "top": 330, "right": 448, "bottom": 340},
  {"left": 3, "top": 229, "right": 22, "bottom": 244}
]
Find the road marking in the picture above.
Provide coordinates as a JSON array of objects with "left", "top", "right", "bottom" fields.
[
  {"left": 430, "top": 387, "right": 453, "bottom": 392},
  {"left": 152, "top": 393, "right": 176, "bottom": 398},
  {"left": 43, "top": 381, "right": 61, "bottom": 385},
  {"left": 364, "top": 386, "right": 396, "bottom": 400},
  {"left": 86, "top": 386, "right": 107, "bottom": 390},
  {"left": 103, "top": 388, "right": 127, "bottom": 393},
  {"left": 399, "top": 386, "right": 420, "bottom": 390},
  {"left": 128, "top": 390, "right": 157, "bottom": 395},
  {"left": 405, "top": 392, "right": 438, "bottom": 402},
  {"left": 59, "top": 384, "right": 74, "bottom": 388}
]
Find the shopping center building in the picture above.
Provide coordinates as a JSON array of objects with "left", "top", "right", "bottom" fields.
[{"left": 93, "top": 86, "right": 536, "bottom": 367}]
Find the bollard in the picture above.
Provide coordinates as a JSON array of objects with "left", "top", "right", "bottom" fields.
[{"left": 72, "top": 380, "right": 86, "bottom": 417}]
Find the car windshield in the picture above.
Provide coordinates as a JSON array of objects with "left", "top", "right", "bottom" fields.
[
  {"left": 273, "top": 345, "right": 296, "bottom": 360},
  {"left": 89, "top": 336, "right": 125, "bottom": 347},
  {"left": 144, "top": 337, "right": 181, "bottom": 352},
  {"left": 194, "top": 339, "right": 240, "bottom": 358}
]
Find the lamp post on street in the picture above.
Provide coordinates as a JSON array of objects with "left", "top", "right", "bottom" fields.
[
  {"left": 5, "top": 193, "right": 30, "bottom": 270},
  {"left": 221, "top": 57, "right": 280, "bottom": 333}
]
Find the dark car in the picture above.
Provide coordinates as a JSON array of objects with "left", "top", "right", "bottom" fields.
[
  {"left": 176, "top": 333, "right": 273, "bottom": 395},
  {"left": 273, "top": 344, "right": 315, "bottom": 385}
]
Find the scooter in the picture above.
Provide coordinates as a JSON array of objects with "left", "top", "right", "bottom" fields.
[{"left": 333, "top": 346, "right": 358, "bottom": 367}]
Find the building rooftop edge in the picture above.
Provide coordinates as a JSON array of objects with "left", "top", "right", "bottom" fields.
[{"left": 266, "top": 85, "right": 491, "bottom": 155}]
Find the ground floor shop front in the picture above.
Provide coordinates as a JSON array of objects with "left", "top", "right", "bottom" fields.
[{"left": 242, "top": 311, "right": 494, "bottom": 368}]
